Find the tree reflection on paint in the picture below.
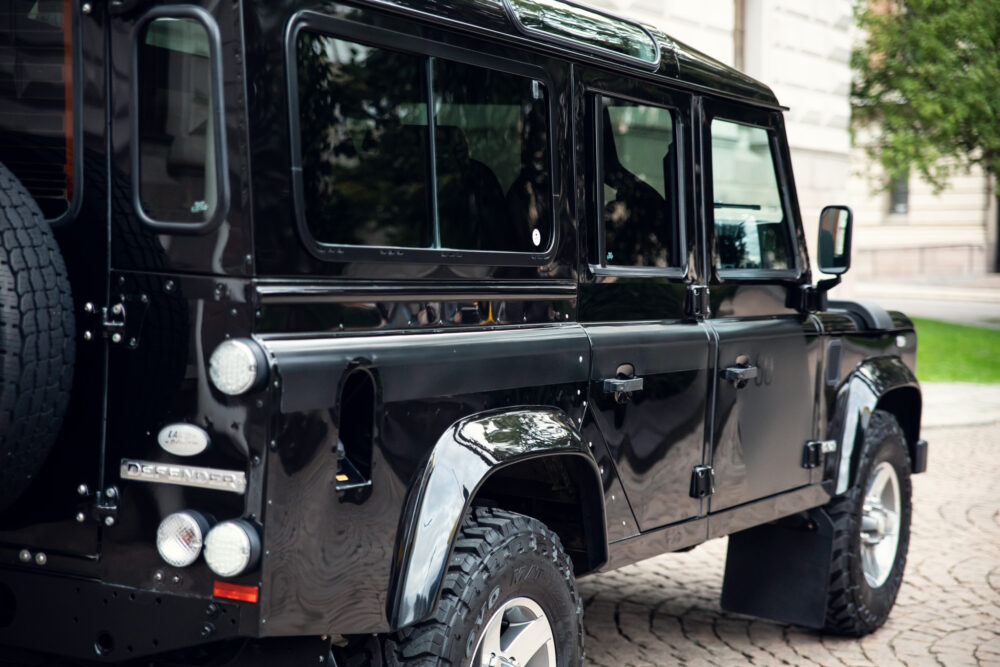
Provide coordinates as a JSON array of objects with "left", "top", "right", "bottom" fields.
[{"left": 458, "top": 409, "right": 580, "bottom": 460}]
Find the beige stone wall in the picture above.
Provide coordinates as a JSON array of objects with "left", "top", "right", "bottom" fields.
[
  {"left": 742, "top": 0, "right": 853, "bottom": 272},
  {"left": 847, "top": 149, "right": 993, "bottom": 277}
]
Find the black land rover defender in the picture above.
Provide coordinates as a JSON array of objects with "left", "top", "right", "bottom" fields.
[{"left": 0, "top": 1, "right": 926, "bottom": 665}]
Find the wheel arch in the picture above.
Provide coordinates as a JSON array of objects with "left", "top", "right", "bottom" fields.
[
  {"left": 829, "top": 356, "right": 922, "bottom": 495},
  {"left": 874, "top": 385, "right": 922, "bottom": 460},
  {"left": 388, "top": 407, "right": 607, "bottom": 629}
]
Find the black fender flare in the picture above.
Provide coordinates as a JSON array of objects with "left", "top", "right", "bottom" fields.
[
  {"left": 827, "top": 356, "right": 922, "bottom": 495},
  {"left": 389, "top": 407, "right": 606, "bottom": 628}
]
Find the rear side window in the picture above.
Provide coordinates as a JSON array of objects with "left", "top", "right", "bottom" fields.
[
  {"left": 295, "top": 32, "right": 552, "bottom": 255},
  {"left": 0, "top": 1, "right": 77, "bottom": 220},
  {"left": 710, "top": 119, "right": 792, "bottom": 271},
  {"left": 137, "top": 17, "right": 217, "bottom": 224},
  {"left": 598, "top": 96, "right": 679, "bottom": 269}
]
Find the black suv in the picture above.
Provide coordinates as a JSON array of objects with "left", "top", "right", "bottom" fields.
[{"left": 0, "top": 1, "right": 925, "bottom": 665}]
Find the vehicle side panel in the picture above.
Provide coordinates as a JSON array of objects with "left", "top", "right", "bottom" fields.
[{"left": 258, "top": 325, "right": 591, "bottom": 635}]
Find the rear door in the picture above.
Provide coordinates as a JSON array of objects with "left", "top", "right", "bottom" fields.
[
  {"left": 702, "top": 100, "right": 820, "bottom": 513},
  {"left": 0, "top": 0, "right": 104, "bottom": 564},
  {"left": 577, "top": 67, "right": 712, "bottom": 533}
]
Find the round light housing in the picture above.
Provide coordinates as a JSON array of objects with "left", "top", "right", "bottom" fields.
[
  {"left": 208, "top": 339, "right": 266, "bottom": 396},
  {"left": 204, "top": 519, "right": 261, "bottom": 578},
  {"left": 156, "top": 511, "right": 211, "bottom": 568}
]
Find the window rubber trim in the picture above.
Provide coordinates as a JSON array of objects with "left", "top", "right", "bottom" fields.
[
  {"left": 129, "top": 4, "right": 230, "bottom": 235},
  {"left": 590, "top": 91, "right": 688, "bottom": 279},
  {"left": 284, "top": 10, "right": 559, "bottom": 266}
]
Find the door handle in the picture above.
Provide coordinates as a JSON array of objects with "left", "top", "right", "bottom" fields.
[
  {"left": 603, "top": 377, "right": 644, "bottom": 394},
  {"left": 722, "top": 364, "right": 757, "bottom": 388}
]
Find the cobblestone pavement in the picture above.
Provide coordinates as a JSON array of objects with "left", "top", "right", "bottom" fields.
[{"left": 579, "top": 421, "right": 1000, "bottom": 666}]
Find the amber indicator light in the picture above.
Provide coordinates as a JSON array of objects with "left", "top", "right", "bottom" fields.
[{"left": 213, "top": 580, "right": 259, "bottom": 603}]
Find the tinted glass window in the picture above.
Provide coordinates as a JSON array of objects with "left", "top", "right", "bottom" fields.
[
  {"left": 433, "top": 59, "right": 549, "bottom": 252},
  {"left": 296, "top": 32, "right": 552, "bottom": 255},
  {"left": 600, "top": 97, "right": 678, "bottom": 268},
  {"left": 0, "top": 0, "right": 74, "bottom": 219},
  {"left": 138, "top": 18, "right": 216, "bottom": 224},
  {"left": 710, "top": 119, "right": 792, "bottom": 271},
  {"left": 297, "top": 34, "right": 432, "bottom": 247}
]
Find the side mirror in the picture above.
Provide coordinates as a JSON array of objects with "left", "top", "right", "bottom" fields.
[{"left": 817, "top": 205, "right": 852, "bottom": 275}]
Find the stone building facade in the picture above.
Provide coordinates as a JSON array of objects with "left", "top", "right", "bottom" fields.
[{"left": 583, "top": 0, "right": 997, "bottom": 278}]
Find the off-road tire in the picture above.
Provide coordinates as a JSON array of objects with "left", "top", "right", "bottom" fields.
[
  {"left": 0, "top": 163, "right": 75, "bottom": 511},
  {"left": 824, "top": 409, "right": 912, "bottom": 636},
  {"left": 384, "top": 507, "right": 583, "bottom": 666}
]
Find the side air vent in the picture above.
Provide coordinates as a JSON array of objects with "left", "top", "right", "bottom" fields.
[{"left": 335, "top": 368, "right": 375, "bottom": 497}]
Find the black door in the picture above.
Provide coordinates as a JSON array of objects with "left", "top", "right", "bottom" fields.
[
  {"left": 702, "top": 102, "right": 820, "bottom": 512},
  {"left": 578, "top": 68, "right": 711, "bottom": 532},
  {"left": 0, "top": 0, "right": 104, "bottom": 563}
]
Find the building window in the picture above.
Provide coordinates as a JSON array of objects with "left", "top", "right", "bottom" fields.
[{"left": 889, "top": 174, "right": 909, "bottom": 215}]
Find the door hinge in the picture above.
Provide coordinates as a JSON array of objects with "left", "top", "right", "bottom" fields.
[
  {"left": 689, "top": 465, "right": 714, "bottom": 498},
  {"left": 81, "top": 295, "right": 150, "bottom": 349},
  {"left": 802, "top": 440, "right": 837, "bottom": 468},
  {"left": 685, "top": 284, "right": 710, "bottom": 320},
  {"left": 74, "top": 484, "right": 120, "bottom": 527}
]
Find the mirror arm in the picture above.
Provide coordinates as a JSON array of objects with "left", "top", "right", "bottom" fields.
[
  {"left": 812, "top": 274, "right": 842, "bottom": 311},
  {"left": 789, "top": 274, "right": 841, "bottom": 313},
  {"left": 817, "top": 275, "right": 841, "bottom": 293}
]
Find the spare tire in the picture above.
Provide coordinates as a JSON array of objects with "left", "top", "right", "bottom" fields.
[{"left": 0, "top": 162, "right": 75, "bottom": 511}]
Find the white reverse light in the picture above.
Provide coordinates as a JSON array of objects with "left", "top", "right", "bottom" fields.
[
  {"left": 204, "top": 519, "right": 261, "bottom": 578},
  {"left": 156, "top": 511, "right": 211, "bottom": 567},
  {"left": 208, "top": 339, "right": 266, "bottom": 396}
]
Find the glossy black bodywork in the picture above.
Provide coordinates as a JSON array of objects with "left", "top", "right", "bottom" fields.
[{"left": 0, "top": 0, "right": 922, "bottom": 662}]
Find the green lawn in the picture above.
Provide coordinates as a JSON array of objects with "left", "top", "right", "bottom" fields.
[{"left": 912, "top": 318, "right": 1000, "bottom": 384}]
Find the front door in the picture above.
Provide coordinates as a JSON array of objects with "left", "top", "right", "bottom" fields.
[
  {"left": 578, "top": 68, "right": 712, "bottom": 532},
  {"left": 702, "top": 102, "right": 820, "bottom": 512}
]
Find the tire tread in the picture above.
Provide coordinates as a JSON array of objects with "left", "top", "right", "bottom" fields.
[
  {"left": 823, "top": 409, "right": 911, "bottom": 636},
  {"left": 0, "top": 164, "right": 74, "bottom": 510},
  {"left": 382, "top": 507, "right": 583, "bottom": 666}
]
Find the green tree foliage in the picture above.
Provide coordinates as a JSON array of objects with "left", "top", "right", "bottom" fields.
[{"left": 851, "top": 0, "right": 1000, "bottom": 189}]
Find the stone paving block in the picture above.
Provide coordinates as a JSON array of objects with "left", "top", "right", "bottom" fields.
[{"left": 579, "top": 423, "right": 1000, "bottom": 666}]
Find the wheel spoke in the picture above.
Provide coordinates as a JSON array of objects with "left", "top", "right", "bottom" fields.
[
  {"left": 478, "top": 610, "right": 503, "bottom": 664},
  {"left": 882, "top": 509, "right": 898, "bottom": 536},
  {"left": 868, "top": 468, "right": 889, "bottom": 503},
  {"left": 503, "top": 615, "right": 553, "bottom": 664}
]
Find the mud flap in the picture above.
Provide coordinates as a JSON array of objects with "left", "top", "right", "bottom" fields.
[{"left": 720, "top": 508, "right": 833, "bottom": 628}]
